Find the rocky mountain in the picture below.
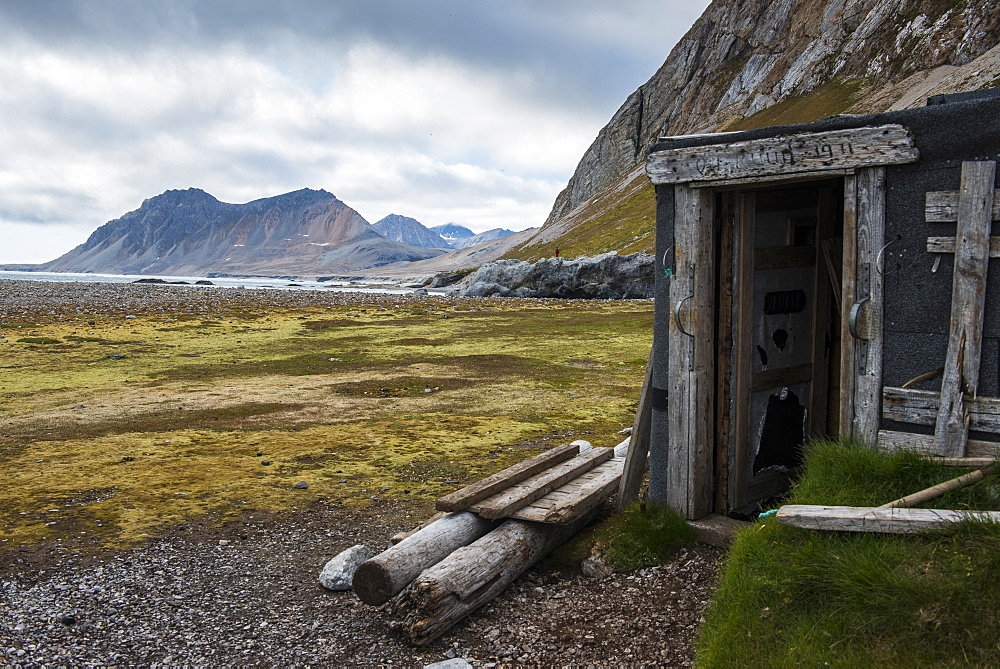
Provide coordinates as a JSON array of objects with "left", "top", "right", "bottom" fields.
[
  {"left": 39, "top": 188, "right": 443, "bottom": 277},
  {"left": 509, "top": 0, "right": 1000, "bottom": 261},
  {"left": 448, "top": 228, "right": 516, "bottom": 250},
  {"left": 372, "top": 214, "right": 451, "bottom": 249},
  {"left": 430, "top": 224, "right": 475, "bottom": 245}
]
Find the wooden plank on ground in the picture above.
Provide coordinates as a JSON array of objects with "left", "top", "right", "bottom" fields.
[
  {"left": 924, "top": 189, "right": 1000, "bottom": 222},
  {"left": 514, "top": 458, "right": 624, "bottom": 524},
  {"left": 647, "top": 125, "right": 918, "bottom": 185},
  {"left": 878, "top": 429, "right": 1000, "bottom": 458},
  {"left": 776, "top": 504, "right": 1000, "bottom": 534},
  {"left": 470, "top": 447, "right": 613, "bottom": 520},
  {"left": 435, "top": 443, "right": 578, "bottom": 512},
  {"left": 882, "top": 386, "right": 1000, "bottom": 432},
  {"left": 617, "top": 347, "right": 653, "bottom": 510},
  {"left": 934, "top": 161, "right": 996, "bottom": 457},
  {"left": 926, "top": 236, "right": 1000, "bottom": 256}
]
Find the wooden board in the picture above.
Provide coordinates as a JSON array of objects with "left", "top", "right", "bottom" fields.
[
  {"left": 435, "top": 443, "right": 578, "bottom": 512},
  {"left": 751, "top": 363, "right": 813, "bottom": 393},
  {"left": 844, "top": 167, "right": 886, "bottom": 444},
  {"left": 877, "top": 429, "right": 1000, "bottom": 458},
  {"left": 666, "top": 184, "right": 715, "bottom": 519},
  {"left": 882, "top": 386, "right": 1000, "bottom": 432},
  {"left": 470, "top": 447, "right": 613, "bottom": 520},
  {"left": 617, "top": 348, "right": 653, "bottom": 510},
  {"left": 926, "top": 236, "right": 1000, "bottom": 256},
  {"left": 925, "top": 189, "right": 1000, "bottom": 222},
  {"left": 514, "top": 458, "right": 625, "bottom": 524},
  {"left": 776, "top": 504, "right": 1000, "bottom": 534},
  {"left": 647, "top": 125, "right": 918, "bottom": 185},
  {"left": 934, "top": 161, "right": 996, "bottom": 457}
]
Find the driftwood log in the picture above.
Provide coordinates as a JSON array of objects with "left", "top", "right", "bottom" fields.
[
  {"left": 353, "top": 511, "right": 500, "bottom": 606},
  {"left": 391, "top": 514, "right": 592, "bottom": 646}
]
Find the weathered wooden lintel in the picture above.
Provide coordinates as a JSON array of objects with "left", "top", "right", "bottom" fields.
[{"left": 647, "top": 125, "right": 918, "bottom": 185}]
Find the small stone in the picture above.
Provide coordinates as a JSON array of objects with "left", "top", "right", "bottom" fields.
[
  {"left": 72, "top": 404, "right": 86, "bottom": 409},
  {"left": 105, "top": 354, "right": 127, "bottom": 360},
  {"left": 424, "top": 659, "right": 472, "bottom": 669},
  {"left": 293, "top": 481, "right": 308, "bottom": 489},
  {"left": 581, "top": 554, "right": 614, "bottom": 580},
  {"left": 318, "top": 544, "right": 372, "bottom": 591},
  {"left": 261, "top": 460, "right": 271, "bottom": 466},
  {"left": 570, "top": 439, "right": 593, "bottom": 452}
]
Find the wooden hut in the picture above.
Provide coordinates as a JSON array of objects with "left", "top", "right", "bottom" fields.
[{"left": 644, "top": 88, "right": 1000, "bottom": 519}]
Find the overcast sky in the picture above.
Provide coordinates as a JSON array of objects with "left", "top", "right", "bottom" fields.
[{"left": 0, "top": 0, "right": 709, "bottom": 264}]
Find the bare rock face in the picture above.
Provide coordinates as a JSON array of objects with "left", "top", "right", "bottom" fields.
[
  {"left": 455, "top": 252, "right": 654, "bottom": 299},
  {"left": 40, "top": 188, "right": 444, "bottom": 276},
  {"left": 544, "top": 0, "right": 1000, "bottom": 228}
]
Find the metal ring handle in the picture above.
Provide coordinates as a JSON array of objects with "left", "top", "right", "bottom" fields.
[
  {"left": 874, "top": 241, "right": 894, "bottom": 276},
  {"left": 848, "top": 296, "right": 870, "bottom": 340},
  {"left": 674, "top": 294, "right": 694, "bottom": 337}
]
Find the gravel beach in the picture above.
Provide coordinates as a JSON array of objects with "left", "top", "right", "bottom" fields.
[{"left": 1, "top": 279, "right": 719, "bottom": 666}]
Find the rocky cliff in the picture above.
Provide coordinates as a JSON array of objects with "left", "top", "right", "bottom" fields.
[
  {"left": 514, "top": 0, "right": 1000, "bottom": 260},
  {"left": 41, "top": 188, "right": 443, "bottom": 277},
  {"left": 373, "top": 214, "right": 451, "bottom": 249}
]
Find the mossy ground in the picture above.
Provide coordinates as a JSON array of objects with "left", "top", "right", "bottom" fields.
[{"left": 0, "top": 296, "right": 652, "bottom": 550}]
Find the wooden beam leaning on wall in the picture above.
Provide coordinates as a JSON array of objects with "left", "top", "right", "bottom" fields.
[
  {"left": 932, "top": 161, "right": 996, "bottom": 457},
  {"left": 616, "top": 347, "right": 654, "bottom": 510}
]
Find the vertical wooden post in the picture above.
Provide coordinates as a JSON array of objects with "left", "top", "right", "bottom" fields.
[
  {"left": 667, "top": 185, "right": 715, "bottom": 519},
  {"left": 616, "top": 347, "right": 653, "bottom": 510},
  {"left": 839, "top": 174, "right": 859, "bottom": 437},
  {"left": 934, "top": 161, "right": 996, "bottom": 456},
  {"left": 730, "top": 192, "right": 755, "bottom": 510},
  {"left": 854, "top": 167, "right": 886, "bottom": 443},
  {"left": 840, "top": 168, "right": 885, "bottom": 444}
]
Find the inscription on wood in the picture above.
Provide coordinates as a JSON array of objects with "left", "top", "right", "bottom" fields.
[{"left": 647, "top": 125, "right": 918, "bottom": 185}]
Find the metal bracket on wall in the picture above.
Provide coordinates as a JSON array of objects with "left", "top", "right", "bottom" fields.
[{"left": 848, "top": 262, "right": 871, "bottom": 375}]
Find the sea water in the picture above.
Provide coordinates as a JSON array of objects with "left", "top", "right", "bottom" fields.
[{"left": 0, "top": 270, "right": 414, "bottom": 294}]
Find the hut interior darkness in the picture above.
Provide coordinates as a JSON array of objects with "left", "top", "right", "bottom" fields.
[{"left": 644, "top": 89, "right": 1000, "bottom": 519}]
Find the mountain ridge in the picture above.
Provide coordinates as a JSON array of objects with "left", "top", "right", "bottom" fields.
[{"left": 36, "top": 187, "right": 444, "bottom": 276}]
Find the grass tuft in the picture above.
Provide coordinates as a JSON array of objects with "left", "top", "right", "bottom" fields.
[
  {"left": 697, "top": 438, "right": 1000, "bottom": 666},
  {"left": 595, "top": 501, "right": 695, "bottom": 572}
]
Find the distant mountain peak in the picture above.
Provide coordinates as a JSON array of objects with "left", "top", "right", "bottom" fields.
[
  {"left": 374, "top": 214, "right": 451, "bottom": 249},
  {"left": 40, "top": 187, "right": 443, "bottom": 276}
]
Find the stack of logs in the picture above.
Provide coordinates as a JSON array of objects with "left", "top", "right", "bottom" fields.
[{"left": 351, "top": 440, "right": 628, "bottom": 645}]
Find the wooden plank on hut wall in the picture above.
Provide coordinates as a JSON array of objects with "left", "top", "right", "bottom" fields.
[
  {"left": 617, "top": 347, "right": 654, "bottom": 510},
  {"left": 924, "top": 189, "right": 1000, "bottom": 221},
  {"left": 436, "top": 444, "right": 579, "bottom": 512},
  {"left": 667, "top": 184, "right": 715, "bottom": 519},
  {"left": 810, "top": 188, "right": 836, "bottom": 437},
  {"left": 731, "top": 192, "right": 756, "bottom": 510},
  {"left": 854, "top": 166, "right": 886, "bottom": 444},
  {"left": 878, "top": 429, "right": 1000, "bottom": 458},
  {"left": 882, "top": 386, "right": 1000, "bottom": 432},
  {"left": 934, "top": 161, "right": 996, "bottom": 457},
  {"left": 715, "top": 192, "right": 736, "bottom": 514},
  {"left": 926, "top": 236, "right": 1000, "bottom": 256},
  {"left": 775, "top": 505, "right": 1000, "bottom": 534},
  {"left": 839, "top": 175, "right": 859, "bottom": 437},
  {"left": 647, "top": 125, "right": 918, "bottom": 185}
]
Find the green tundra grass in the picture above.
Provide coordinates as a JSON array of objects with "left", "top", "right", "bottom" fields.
[{"left": 0, "top": 294, "right": 652, "bottom": 550}]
